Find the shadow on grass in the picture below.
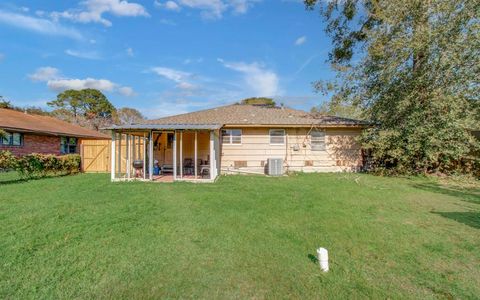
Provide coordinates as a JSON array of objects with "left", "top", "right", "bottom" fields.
[
  {"left": 307, "top": 254, "right": 318, "bottom": 265},
  {"left": 0, "top": 172, "right": 72, "bottom": 185},
  {"left": 411, "top": 183, "right": 480, "bottom": 205},
  {"left": 432, "top": 211, "right": 480, "bottom": 229}
]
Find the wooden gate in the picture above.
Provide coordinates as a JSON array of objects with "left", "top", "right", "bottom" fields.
[{"left": 80, "top": 139, "right": 111, "bottom": 173}]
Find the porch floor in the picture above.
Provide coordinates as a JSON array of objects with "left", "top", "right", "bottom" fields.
[{"left": 152, "top": 174, "right": 209, "bottom": 182}]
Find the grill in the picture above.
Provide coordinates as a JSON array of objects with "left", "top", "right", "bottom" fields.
[{"left": 133, "top": 160, "right": 144, "bottom": 169}]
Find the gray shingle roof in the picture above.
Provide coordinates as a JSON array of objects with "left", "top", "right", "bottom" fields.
[{"left": 145, "top": 104, "right": 368, "bottom": 127}]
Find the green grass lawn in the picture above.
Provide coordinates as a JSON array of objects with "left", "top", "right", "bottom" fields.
[{"left": 0, "top": 172, "right": 479, "bottom": 299}]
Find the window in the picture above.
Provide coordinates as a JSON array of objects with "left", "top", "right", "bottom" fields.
[
  {"left": 269, "top": 129, "right": 285, "bottom": 145},
  {"left": 0, "top": 132, "right": 23, "bottom": 146},
  {"left": 61, "top": 137, "right": 77, "bottom": 154},
  {"left": 222, "top": 129, "right": 242, "bottom": 145},
  {"left": 311, "top": 129, "right": 326, "bottom": 151}
]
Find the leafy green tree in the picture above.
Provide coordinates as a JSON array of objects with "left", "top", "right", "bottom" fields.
[
  {"left": 48, "top": 90, "right": 82, "bottom": 119},
  {"left": 0, "top": 96, "right": 11, "bottom": 109},
  {"left": 115, "top": 107, "right": 145, "bottom": 125},
  {"left": 240, "top": 97, "right": 276, "bottom": 107},
  {"left": 311, "top": 97, "right": 363, "bottom": 120},
  {"left": 48, "top": 89, "right": 116, "bottom": 130},
  {"left": 305, "top": 0, "right": 480, "bottom": 174}
]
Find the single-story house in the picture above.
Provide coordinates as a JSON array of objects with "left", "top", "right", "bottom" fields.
[
  {"left": 0, "top": 108, "right": 109, "bottom": 157},
  {"left": 107, "top": 103, "right": 368, "bottom": 183}
]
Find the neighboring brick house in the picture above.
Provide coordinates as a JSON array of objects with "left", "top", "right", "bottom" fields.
[{"left": 0, "top": 108, "right": 108, "bottom": 156}]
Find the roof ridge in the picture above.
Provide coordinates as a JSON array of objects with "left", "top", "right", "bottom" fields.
[{"left": 150, "top": 103, "right": 237, "bottom": 122}]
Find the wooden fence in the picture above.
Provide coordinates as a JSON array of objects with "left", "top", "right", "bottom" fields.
[{"left": 80, "top": 139, "right": 111, "bottom": 173}]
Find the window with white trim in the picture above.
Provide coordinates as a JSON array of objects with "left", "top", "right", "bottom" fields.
[
  {"left": 269, "top": 129, "right": 285, "bottom": 145},
  {"left": 222, "top": 129, "right": 242, "bottom": 144},
  {"left": 311, "top": 129, "right": 326, "bottom": 151},
  {"left": 0, "top": 132, "right": 23, "bottom": 146}
]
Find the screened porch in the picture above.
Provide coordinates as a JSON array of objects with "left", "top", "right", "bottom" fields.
[{"left": 108, "top": 124, "right": 221, "bottom": 183}]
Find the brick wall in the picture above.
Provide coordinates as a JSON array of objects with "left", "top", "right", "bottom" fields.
[{"left": 0, "top": 134, "right": 62, "bottom": 156}]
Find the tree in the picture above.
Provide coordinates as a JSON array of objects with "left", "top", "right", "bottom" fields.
[
  {"left": 305, "top": 0, "right": 480, "bottom": 174},
  {"left": 115, "top": 107, "right": 145, "bottom": 125},
  {"left": 311, "top": 96, "right": 363, "bottom": 120},
  {"left": 0, "top": 96, "right": 50, "bottom": 116},
  {"left": 240, "top": 97, "right": 276, "bottom": 107},
  {"left": 48, "top": 89, "right": 116, "bottom": 130},
  {"left": 0, "top": 96, "right": 11, "bottom": 109}
]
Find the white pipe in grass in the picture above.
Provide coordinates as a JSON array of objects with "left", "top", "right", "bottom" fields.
[{"left": 317, "top": 247, "right": 329, "bottom": 272}]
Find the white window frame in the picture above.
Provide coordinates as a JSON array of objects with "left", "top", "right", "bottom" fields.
[
  {"left": 269, "top": 129, "right": 286, "bottom": 145},
  {"left": 222, "top": 129, "right": 242, "bottom": 145},
  {"left": 311, "top": 129, "right": 326, "bottom": 151}
]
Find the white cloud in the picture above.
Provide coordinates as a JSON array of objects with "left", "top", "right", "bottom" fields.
[
  {"left": 295, "top": 35, "right": 307, "bottom": 46},
  {"left": 0, "top": 53, "right": 4, "bottom": 62},
  {"left": 176, "top": 81, "right": 197, "bottom": 90},
  {"left": 47, "top": 78, "right": 117, "bottom": 92},
  {"left": 118, "top": 86, "right": 136, "bottom": 96},
  {"left": 29, "top": 66, "right": 135, "bottom": 96},
  {"left": 29, "top": 67, "right": 62, "bottom": 81},
  {"left": 126, "top": 47, "right": 134, "bottom": 57},
  {"left": 183, "top": 57, "right": 203, "bottom": 64},
  {"left": 155, "top": 0, "right": 260, "bottom": 19},
  {"left": 65, "top": 49, "right": 101, "bottom": 60},
  {"left": 0, "top": 10, "right": 83, "bottom": 40},
  {"left": 219, "top": 59, "right": 280, "bottom": 97},
  {"left": 51, "top": 0, "right": 149, "bottom": 27},
  {"left": 151, "top": 67, "right": 191, "bottom": 83},
  {"left": 155, "top": 1, "right": 182, "bottom": 11},
  {"left": 151, "top": 66, "right": 199, "bottom": 92}
]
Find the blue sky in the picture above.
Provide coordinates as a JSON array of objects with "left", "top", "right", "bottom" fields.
[{"left": 0, "top": 0, "right": 334, "bottom": 118}]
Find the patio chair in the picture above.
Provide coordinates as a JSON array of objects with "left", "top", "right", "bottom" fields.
[{"left": 183, "top": 158, "right": 194, "bottom": 175}]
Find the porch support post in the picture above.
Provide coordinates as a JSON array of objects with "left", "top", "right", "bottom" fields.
[
  {"left": 149, "top": 130, "right": 154, "bottom": 180},
  {"left": 137, "top": 136, "right": 142, "bottom": 159},
  {"left": 110, "top": 131, "right": 116, "bottom": 181},
  {"left": 179, "top": 131, "right": 183, "bottom": 179},
  {"left": 210, "top": 130, "right": 215, "bottom": 180},
  {"left": 132, "top": 135, "right": 136, "bottom": 165},
  {"left": 143, "top": 132, "right": 146, "bottom": 180},
  {"left": 194, "top": 131, "right": 198, "bottom": 180},
  {"left": 126, "top": 133, "right": 131, "bottom": 179},
  {"left": 173, "top": 131, "right": 177, "bottom": 180},
  {"left": 117, "top": 132, "right": 122, "bottom": 178}
]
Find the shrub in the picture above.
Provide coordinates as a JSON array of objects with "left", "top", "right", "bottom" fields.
[
  {"left": 15, "top": 153, "right": 81, "bottom": 178},
  {"left": 0, "top": 150, "right": 17, "bottom": 171}
]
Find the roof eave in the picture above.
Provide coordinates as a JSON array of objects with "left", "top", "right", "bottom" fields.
[
  {"left": 0, "top": 126, "right": 109, "bottom": 139},
  {"left": 103, "top": 124, "right": 223, "bottom": 131}
]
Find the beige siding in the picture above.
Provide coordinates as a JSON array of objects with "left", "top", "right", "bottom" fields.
[{"left": 220, "top": 127, "right": 363, "bottom": 173}]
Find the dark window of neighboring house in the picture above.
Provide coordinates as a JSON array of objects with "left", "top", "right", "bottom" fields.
[
  {"left": 61, "top": 137, "right": 77, "bottom": 154},
  {"left": 0, "top": 132, "right": 23, "bottom": 146}
]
